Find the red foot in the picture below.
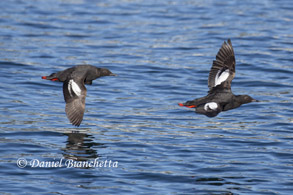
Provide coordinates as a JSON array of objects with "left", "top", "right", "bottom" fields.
[
  {"left": 42, "top": 76, "right": 58, "bottom": 81},
  {"left": 178, "top": 103, "right": 196, "bottom": 108}
]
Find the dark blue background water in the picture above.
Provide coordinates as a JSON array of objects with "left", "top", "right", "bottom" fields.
[{"left": 0, "top": 0, "right": 292, "bottom": 194}]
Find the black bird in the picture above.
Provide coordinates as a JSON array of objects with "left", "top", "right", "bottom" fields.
[
  {"left": 179, "top": 39, "right": 257, "bottom": 117},
  {"left": 42, "top": 65, "right": 116, "bottom": 126}
]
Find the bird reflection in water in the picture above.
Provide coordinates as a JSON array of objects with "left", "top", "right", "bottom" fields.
[{"left": 62, "top": 131, "right": 104, "bottom": 163}]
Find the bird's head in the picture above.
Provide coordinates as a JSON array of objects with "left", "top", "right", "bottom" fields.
[
  {"left": 98, "top": 68, "right": 117, "bottom": 77},
  {"left": 236, "top": 95, "right": 258, "bottom": 104}
]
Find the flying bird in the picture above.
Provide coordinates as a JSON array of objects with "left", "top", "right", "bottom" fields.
[
  {"left": 42, "top": 65, "right": 116, "bottom": 126},
  {"left": 179, "top": 39, "right": 257, "bottom": 117}
]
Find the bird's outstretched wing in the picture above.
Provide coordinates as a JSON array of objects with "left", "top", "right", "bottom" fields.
[
  {"left": 208, "top": 39, "right": 235, "bottom": 90},
  {"left": 63, "top": 78, "right": 87, "bottom": 126}
]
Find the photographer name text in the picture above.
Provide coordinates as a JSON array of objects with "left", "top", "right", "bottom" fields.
[{"left": 17, "top": 158, "right": 118, "bottom": 168}]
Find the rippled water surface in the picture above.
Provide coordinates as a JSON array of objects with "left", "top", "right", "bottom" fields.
[{"left": 1, "top": 0, "right": 293, "bottom": 194}]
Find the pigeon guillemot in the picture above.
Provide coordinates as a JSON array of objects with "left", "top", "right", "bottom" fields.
[
  {"left": 178, "top": 39, "right": 257, "bottom": 117},
  {"left": 42, "top": 65, "right": 116, "bottom": 126}
]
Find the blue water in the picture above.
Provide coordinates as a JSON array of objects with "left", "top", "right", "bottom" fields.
[{"left": 1, "top": 0, "right": 293, "bottom": 194}]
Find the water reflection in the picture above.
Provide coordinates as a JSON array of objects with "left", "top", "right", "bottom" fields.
[{"left": 62, "top": 132, "right": 103, "bottom": 162}]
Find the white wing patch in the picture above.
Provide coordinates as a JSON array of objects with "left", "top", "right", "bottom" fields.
[
  {"left": 204, "top": 102, "right": 218, "bottom": 111},
  {"left": 215, "top": 69, "right": 229, "bottom": 86},
  {"left": 68, "top": 79, "right": 81, "bottom": 97}
]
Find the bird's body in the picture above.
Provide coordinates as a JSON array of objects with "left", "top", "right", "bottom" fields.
[
  {"left": 179, "top": 39, "right": 257, "bottom": 117},
  {"left": 42, "top": 65, "right": 116, "bottom": 126}
]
